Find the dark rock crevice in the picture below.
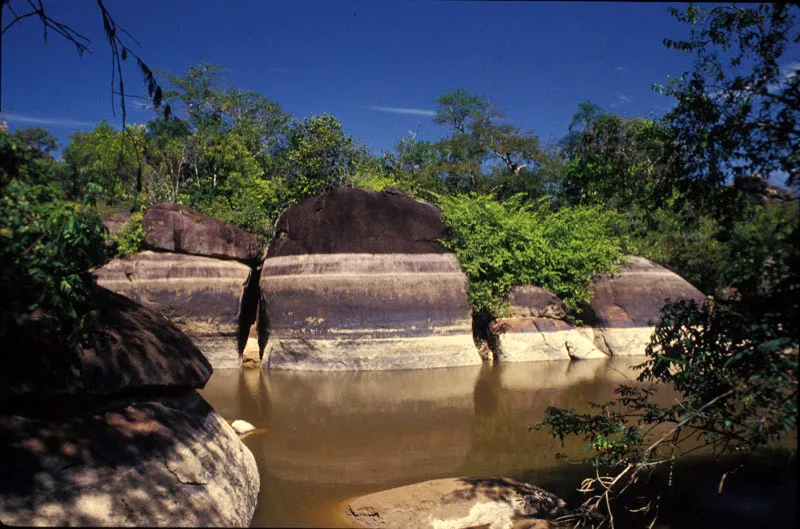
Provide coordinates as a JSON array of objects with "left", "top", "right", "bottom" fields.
[{"left": 236, "top": 265, "right": 263, "bottom": 357}]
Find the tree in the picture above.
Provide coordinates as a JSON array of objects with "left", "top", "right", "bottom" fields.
[
  {"left": 535, "top": 5, "right": 800, "bottom": 526},
  {"left": 60, "top": 120, "right": 144, "bottom": 204},
  {"left": 657, "top": 3, "right": 799, "bottom": 193},
  {"left": 277, "top": 113, "right": 367, "bottom": 202},
  {"left": 422, "top": 88, "right": 553, "bottom": 197}
]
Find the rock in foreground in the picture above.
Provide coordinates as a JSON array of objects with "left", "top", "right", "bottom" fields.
[
  {"left": 0, "top": 285, "right": 211, "bottom": 403},
  {"left": 0, "top": 392, "right": 259, "bottom": 527},
  {"left": 348, "top": 477, "right": 569, "bottom": 529}
]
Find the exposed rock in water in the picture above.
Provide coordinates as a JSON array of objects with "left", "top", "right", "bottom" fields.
[
  {"left": 587, "top": 256, "right": 706, "bottom": 356},
  {"left": 347, "top": 477, "right": 570, "bottom": 529},
  {"left": 0, "top": 392, "right": 259, "bottom": 527},
  {"left": 0, "top": 285, "right": 211, "bottom": 406},
  {"left": 95, "top": 251, "right": 256, "bottom": 369},
  {"left": 142, "top": 202, "right": 263, "bottom": 265},
  {"left": 260, "top": 188, "right": 481, "bottom": 370},
  {"left": 489, "top": 286, "right": 606, "bottom": 362},
  {"left": 231, "top": 419, "right": 256, "bottom": 435}
]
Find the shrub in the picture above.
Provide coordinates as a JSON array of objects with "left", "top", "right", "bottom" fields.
[
  {"left": 112, "top": 211, "right": 145, "bottom": 256},
  {"left": 0, "top": 180, "right": 108, "bottom": 343},
  {"left": 438, "top": 193, "right": 628, "bottom": 318}
]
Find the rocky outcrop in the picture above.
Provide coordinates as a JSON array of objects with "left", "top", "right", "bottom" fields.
[
  {"left": 0, "top": 287, "right": 260, "bottom": 527},
  {"left": 588, "top": 256, "right": 706, "bottom": 356},
  {"left": 260, "top": 188, "right": 481, "bottom": 370},
  {"left": 490, "top": 286, "right": 606, "bottom": 362},
  {"left": 95, "top": 251, "right": 255, "bottom": 369},
  {"left": 142, "top": 203, "right": 262, "bottom": 265},
  {"left": 347, "top": 477, "right": 569, "bottom": 529},
  {"left": 0, "top": 393, "right": 258, "bottom": 527},
  {"left": 0, "top": 286, "right": 211, "bottom": 404}
]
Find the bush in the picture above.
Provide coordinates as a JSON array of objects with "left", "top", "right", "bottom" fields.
[
  {"left": 438, "top": 193, "right": 628, "bottom": 318},
  {"left": 112, "top": 211, "right": 145, "bottom": 257},
  {"left": 0, "top": 180, "right": 108, "bottom": 342}
]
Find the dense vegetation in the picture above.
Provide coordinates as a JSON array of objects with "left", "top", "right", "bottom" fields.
[{"left": 1, "top": 2, "right": 797, "bottom": 526}]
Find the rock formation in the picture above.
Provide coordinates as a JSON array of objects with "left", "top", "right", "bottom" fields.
[
  {"left": 259, "top": 188, "right": 481, "bottom": 370},
  {"left": 587, "top": 256, "right": 706, "bottom": 356},
  {"left": 95, "top": 203, "right": 265, "bottom": 369},
  {"left": 0, "top": 286, "right": 260, "bottom": 527},
  {"left": 347, "top": 477, "right": 569, "bottom": 529},
  {"left": 142, "top": 202, "right": 262, "bottom": 265},
  {"left": 95, "top": 251, "right": 255, "bottom": 369},
  {"left": 490, "top": 285, "right": 606, "bottom": 362}
]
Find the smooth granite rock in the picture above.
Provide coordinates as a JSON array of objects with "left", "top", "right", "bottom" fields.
[
  {"left": 142, "top": 203, "right": 262, "bottom": 265},
  {"left": 588, "top": 256, "right": 706, "bottom": 356},
  {"left": 489, "top": 285, "right": 605, "bottom": 362},
  {"left": 0, "top": 285, "right": 211, "bottom": 405},
  {"left": 347, "top": 477, "right": 569, "bottom": 529},
  {"left": 0, "top": 392, "right": 259, "bottom": 527},
  {"left": 491, "top": 317, "right": 606, "bottom": 361},
  {"left": 267, "top": 187, "right": 448, "bottom": 257},
  {"left": 260, "top": 188, "right": 481, "bottom": 370},
  {"left": 95, "top": 251, "right": 255, "bottom": 369},
  {"left": 260, "top": 253, "right": 481, "bottom": 370}
]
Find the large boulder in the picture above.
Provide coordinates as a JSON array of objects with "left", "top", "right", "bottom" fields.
[
  {"left": 0, "top": 392, "right": 259, "bottom": 527},
  {"left": 0, "top": 285, "right": 211, "bottom": 405},
  {"left": 95, "top": 251, "right": 256, "bottom": 369},
  {"left": 347, "top": 477, "right": 569, "bottom": 529},
  {"left": 588, "top": 256, "right": 706, "bottom": 356},
  {"left": 142, "top": 203, "right": 262, "bottom": 265},
  {"left": 260, "top": 188, "right": 481, "bottom": 370},
  {"left": 490, "top": 286, "right": 606, "bottom": 362},
  {"left": 267, "top": 187, "right": 448, "bottom": 257}
]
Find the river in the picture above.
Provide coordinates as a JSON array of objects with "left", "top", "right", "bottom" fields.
[{"left": 199, "top": 358, "right": 796, "bottom": 528}]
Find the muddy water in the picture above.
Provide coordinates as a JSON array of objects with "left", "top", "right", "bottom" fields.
[{"left": 199, "top": 359, "right": 796, "bottom": 528}]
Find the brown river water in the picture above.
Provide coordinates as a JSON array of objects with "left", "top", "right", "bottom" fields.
[{"left": 199, "top": 358, "right": 797, "bottom": 528}]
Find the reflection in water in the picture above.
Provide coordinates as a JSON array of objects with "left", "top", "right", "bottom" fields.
[{"left": 199, "top": 359, "right": 796, "bottom": 528}]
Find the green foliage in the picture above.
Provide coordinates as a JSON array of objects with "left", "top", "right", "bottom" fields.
[
  {"left": 438, "top": 193, "right": 628, "bottom": 317},
  {"left": 0, "top": 180, "right": 107, "bottom": 338},
  {"left": 278, "top": 113, "right": 366, "bottom": 202},
  {"left": 658, "top": 4, "right": 799, "bottom": 192},
  {"left": 112, "top": 211, "right": 145, "bottom": 257},
  {"left": 533, "top": 295, "right": 798, "bottom": 523}
]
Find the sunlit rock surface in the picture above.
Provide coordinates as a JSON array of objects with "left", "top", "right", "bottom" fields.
[
  {"left": 260, "top": 188, "right": 481, "bottom": 370},
  {"left": 0, "top": 393, "right": 259, "bottom": 527},
  {"left": 347, "top": 477, "right": 569, "bottom": 529},
  {"left": 142, "top": 202, "right": 263, "bottom": 265},
  {"left": 588, "top": 256, "right": 706, "bottom": 356},
  {"left": 490, "top": 286, "right": 605, "bottom": 362},
  {"left": 95, "top": 251, "right": 254, "bottom": 369}
]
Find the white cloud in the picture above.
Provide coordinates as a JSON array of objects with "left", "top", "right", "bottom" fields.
[
  {"left": 367, "top": 105, "right": 436, "bottom": 117},
  {"left": 610, "top": 94, "right": 631, "bottom": 108},
  {"left": 616, "top": 66, "right": 626, "bottom": 72},
  {"left": 0, "top": 112, "right": 95, "bottom": 128}
]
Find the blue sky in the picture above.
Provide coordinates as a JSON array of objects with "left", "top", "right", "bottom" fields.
[{"left": 0, "top": 1, "right": 786, "bottom": 157}]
